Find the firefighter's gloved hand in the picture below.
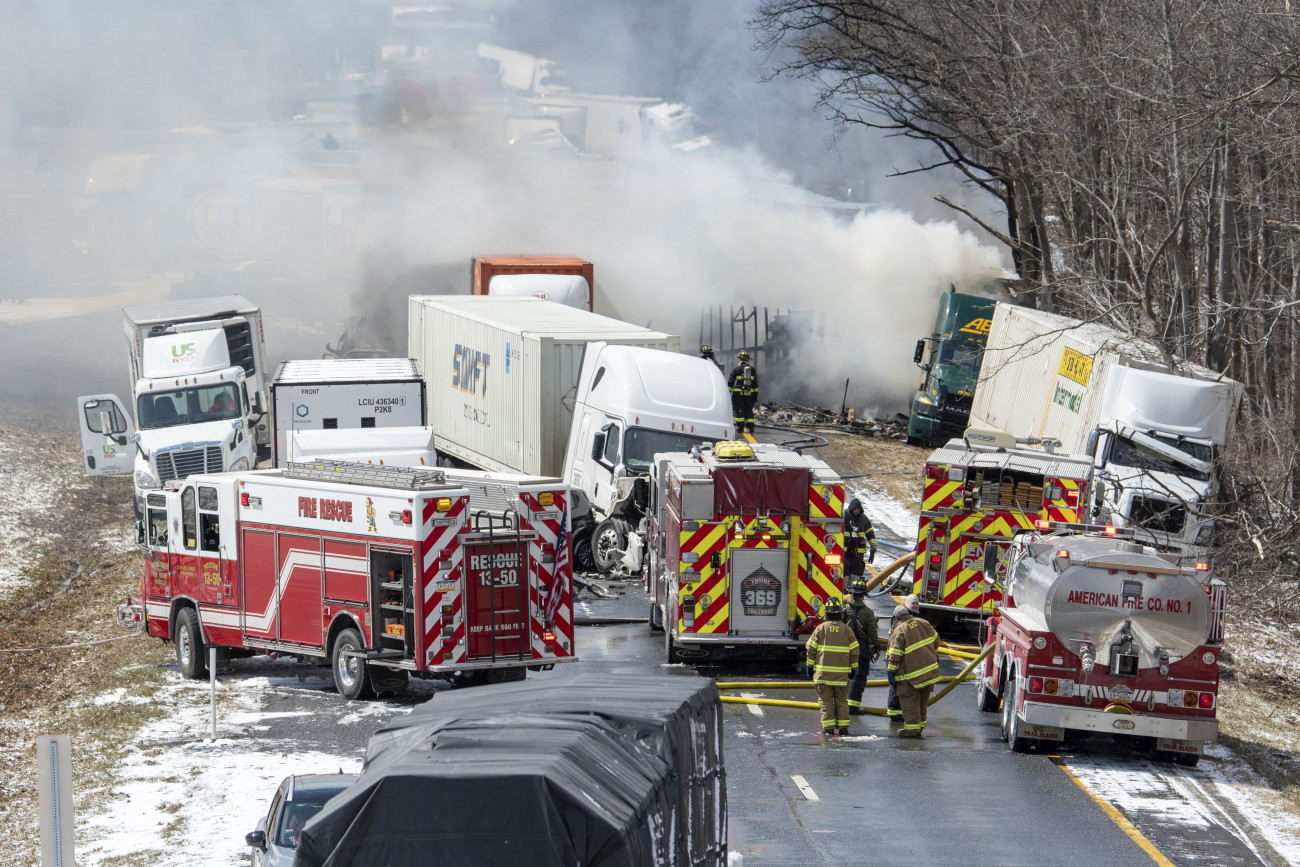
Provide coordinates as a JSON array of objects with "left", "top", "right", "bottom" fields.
[
  {"left": 886, "top": 670, "right": 896, "bottom": 687},
  {"left": 868, "top": 548, "right": 877, "bottom": 564},
  {"left": 850, "top": 668, "right": 858, "bottom": 680},
  {"left": 806, "top": 665, "right": 814, "bottom": 679}
]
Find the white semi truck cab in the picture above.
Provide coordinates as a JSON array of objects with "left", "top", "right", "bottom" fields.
[
  {"left": 1086, "top": 367, "right": 1236, "bottom": 553},
  {"left": 77, "top": 295, "right": 270, "bottom": 516},
  {"left": 563, "top": 342, "right": 734, "bottom": 574}
]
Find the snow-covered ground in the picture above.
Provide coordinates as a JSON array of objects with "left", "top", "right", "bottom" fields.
[
  {"left": 0, "top": 430, "right": 81, "bottom": 592},
  {"left": 76, "top": 661, "right": 410, "bottom": 866}
]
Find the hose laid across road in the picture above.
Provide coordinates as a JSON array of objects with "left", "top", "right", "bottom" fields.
[{"left": 716, "top": 642, "right": 995, "bottom": 715}]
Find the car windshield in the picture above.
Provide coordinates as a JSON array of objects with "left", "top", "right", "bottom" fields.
[
  {"left": 137, "top": 384, "right": 241, "bottom": 430},
  {"left": 1112, "top": 434, "right": 1213, "bottom": 482},
  {"left": 623, "top": 428, "right": 717, "bottom": 469},
  {"left": 276, "top": 798, "right": 331, "bottom": 849}
]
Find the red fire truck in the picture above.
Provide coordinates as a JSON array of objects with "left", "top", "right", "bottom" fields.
[
  {"left": 125, "top": 460, "right": 576, "bottom": 698},
  {"left": 646, "top": 441, "right": 847, "bottom": 663},
  {"left": 915, "top": 428, "right": 1093, "bottom": 619}
]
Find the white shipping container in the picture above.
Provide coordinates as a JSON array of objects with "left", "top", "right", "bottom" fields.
[
  {"left": 271, "top": 358, "right": 426, "bottom": 466},
  {"left": 409, "top": 296, "right": 679, "bottom": 476},
  {"left": 971, "top": 305, "right": 1235, "bottom": 451}
]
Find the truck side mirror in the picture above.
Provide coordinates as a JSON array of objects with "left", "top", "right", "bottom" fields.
[
  {"left": 913, "top": 339, "right": 926, "bottom": 364},
  {"left": 135, "top": 520, "right": 145, "bottom": 546},
  {"left": 591, "top": 431, "right": 607, "bottom": 462},
  {"left": 983, "top": 545, "right": 1000, "bottom": 576}
]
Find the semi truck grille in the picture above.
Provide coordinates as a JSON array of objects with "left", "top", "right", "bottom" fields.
[
  {"left": 1129, "top": 496, "right": 1186, "bottom": 535},
  {"left": 157, "top": 446, "right": 224, "bottom": 483}
]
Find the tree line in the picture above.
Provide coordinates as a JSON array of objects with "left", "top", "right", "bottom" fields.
[{"left": 754, "top": 0, "right": 1300, "bottom": 612}]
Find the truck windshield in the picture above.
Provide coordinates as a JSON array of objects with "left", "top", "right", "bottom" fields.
[
  {"left": 1112, "top": 434, "right": 1213, "bottom": 482},
  {"left": 937, "top": 341, "right": 984, "bottom": 369},
  {"left": 137, "top": 384, "right": 242, "bottom": 430},
  {"left": 623, "top": 428, "right": 717, "bottom": 469}
]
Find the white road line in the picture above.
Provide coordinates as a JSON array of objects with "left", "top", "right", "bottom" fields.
[
  {"left": 740, "top": 692, "right": 765, "bottom": 716},
  {"left": 791, "top": 774, "right": 820, "bottom": 802}
]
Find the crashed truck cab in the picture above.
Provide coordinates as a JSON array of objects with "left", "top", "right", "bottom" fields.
[
  {"left": 79, "top": 328, "right": 258, "bottom": 516},
  {"left": 646, "top": 441, "right": 847, "bottom": 663},
  {"left": 563, "top": 342, "right": 733, "bottom": 575}
]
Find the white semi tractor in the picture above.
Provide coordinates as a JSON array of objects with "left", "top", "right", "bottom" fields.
[
  {"left": 77, "top": 295, "right": 271, "bottom": 515},
  {"left": 970, "top": 305, "right": 1244, "bottom": 553},
  {"left": 408, "top": 296, "right": 734, "bottom": 573}
]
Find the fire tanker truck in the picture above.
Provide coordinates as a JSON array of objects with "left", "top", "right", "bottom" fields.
[
  {"left": 646, "top": 441, "right": 847, "bottom": 663},
  {"left": 976, "top": 524, "right": 1224, "bottom": 764},
  {"left": 915, "top": 428, "right": 1094, "bottom": 618},
  {"left": 124, "top": 460, "right": 576, "bottom": 698}
]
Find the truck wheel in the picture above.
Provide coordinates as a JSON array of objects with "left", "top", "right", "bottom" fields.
[
  {"left": 975, "top": 661, "right": 1000, "bottom": 712},
  {"left": 1003, "top": 673, "right": 1034, "bottom": 753},
  {"left": 331, "top": 628, "right": 374, "bottom": 700},
  {"left": 175, "top": 608, "right": 208, "bottom": 680},
  {"left": 592, "top": 519, "right": 626, "bottom": 573},
  {"left": 573, "top": 535, "right": 596, "bottom": 573},
  {"left": 665, "top": 629, "right": 681, "bottom": 664}
]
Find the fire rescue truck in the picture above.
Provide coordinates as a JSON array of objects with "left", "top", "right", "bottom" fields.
[
  {"left": 915, "top": 428, "right": 1094, "bottom": 618},
  {"left": 125, "top": 460, "right": 576, "bottom": 698},
  {"left": 645, "top": 441, "right": 847, "bottom": 663},
  {"left": 976, "top": 523, "right": 1224, "bottom": 764}
]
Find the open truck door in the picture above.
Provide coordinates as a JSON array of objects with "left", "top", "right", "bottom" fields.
[{"left": 76, "top": 394, "right": 135, "bottom": 475}]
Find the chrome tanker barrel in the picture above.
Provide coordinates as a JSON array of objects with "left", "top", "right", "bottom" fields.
[{"left": 1006, "top": 536, "right": 1212, "bottom": 673}]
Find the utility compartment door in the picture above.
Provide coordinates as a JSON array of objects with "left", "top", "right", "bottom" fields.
[
  {"left": 240, "top": 528, "right": 278, "bottom": 641},
  {"left": 277, "top": 534, "right": 324, "bottom": 649},
  {"left": 464, "top": 541, "right": 528, "bottom": 661},
  {"left": 76, "top": 394, "right": 136, "bottom": 475},
  {"left": 730, "top": 547, "right": 790, "bottom": 636}
]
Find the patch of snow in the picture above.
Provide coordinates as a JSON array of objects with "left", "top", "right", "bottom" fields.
[{"left": 849, "top": 483, "right": 919, "bottom": 544}]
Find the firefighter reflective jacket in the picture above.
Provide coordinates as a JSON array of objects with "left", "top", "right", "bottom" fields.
[
  {"left": 806, "top": 620, "right": 859, "bottom": 687},
  {"left": 886, "top": 614, "right": 940, "bottom": 687},
  {"left": 843, "top": 498, "right": 877, "bottom": 555},
  {"left": 728, "top": 362, "right": 758, "bottom": 397},
  {"left": 847, "top": 597, "right": 880, "bottom": 659}
]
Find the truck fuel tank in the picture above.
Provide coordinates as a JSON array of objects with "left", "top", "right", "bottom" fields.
[{"left": 1006, "top": 535, "right": 1212, "bottom": 670}]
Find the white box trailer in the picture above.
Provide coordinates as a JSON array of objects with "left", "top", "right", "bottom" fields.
[
  {"left": 970, "top": 304, "right": 1244, "bottom": 552},
  {"left": 271, "top": 358, "right": 426, "bottom": 467},
  {"left": 408, "top": 296, "right": 679, "bottom": 477}
]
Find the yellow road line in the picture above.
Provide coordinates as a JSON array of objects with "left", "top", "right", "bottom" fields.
[
  {"left": 742, "top": 431, "right": 757, "bottom": 444},
  {"left": 1049, "top": 755, "right": 1175, "bottom": 866}
]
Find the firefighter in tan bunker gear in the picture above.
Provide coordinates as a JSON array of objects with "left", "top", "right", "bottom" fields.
[
  {"left": 806, "top": 597, "right": 859, "bottom": 736},
  {"left": 886, "top": 595, "right": 940, "bottom": 738}
]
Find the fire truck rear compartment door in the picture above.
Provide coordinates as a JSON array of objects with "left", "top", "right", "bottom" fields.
[
  {"left": 276, "top": 534, "right": 324, "bottom": 650},
  {"left": 465, "top": 542, "right": 528, "bottom": 661},
  {"left": 730, "top": 548, "right": 790, "bottom": 636}
]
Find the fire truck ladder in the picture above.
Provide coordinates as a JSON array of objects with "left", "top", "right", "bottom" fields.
[
  {"left": 285, "top": 460, "right": 451, "bottom": 490},
  {"left": 472, "top": 508, "right": 528, "bottom": 662}
]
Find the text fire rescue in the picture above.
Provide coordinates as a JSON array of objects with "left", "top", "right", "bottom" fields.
[{"left": 298, "top": 496, "right": 353, "bottom": 521}]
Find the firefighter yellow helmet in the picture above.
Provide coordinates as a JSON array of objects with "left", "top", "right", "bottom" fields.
[
  {"left": 738, "top": 349, "right": 751, "bottom": 361},
  {"left": 700, "top": 345, "right": 714, "bottom": 355}
]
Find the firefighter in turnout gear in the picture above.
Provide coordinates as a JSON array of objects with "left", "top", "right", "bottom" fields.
[
  {"left": 728, "top": 350, "right": 758, "bottom": 434},
  {"left": 700, "top": 344, "right": 724, "bottom": 375},
  {"left": 886, "top": 595, "right": 941, "bottom": 737},
  {"left": 843, "top": 498, "right": 877, "bottom": 577},
  {"left": 806, "top": 597, "right": 859, "bottom": 736},
  {"left": 846, "top": 581, "right": 879, "bottom": 715}
]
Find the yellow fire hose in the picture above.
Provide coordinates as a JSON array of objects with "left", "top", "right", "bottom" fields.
[{"left": 715, "top": 642, "right": 995, "bottom": 715}]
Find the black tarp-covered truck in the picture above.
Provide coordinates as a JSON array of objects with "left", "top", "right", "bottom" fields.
[{"left": 295, "top": 673, "right": 726, "bottom": 866}]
